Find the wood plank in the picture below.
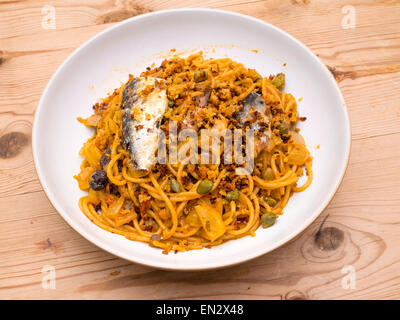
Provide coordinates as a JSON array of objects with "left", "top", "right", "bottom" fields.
[
  {"left": 1, "top": 0, "right": 400, "bottom": 300},
  {"left": 1, "top": 131, "right": 399, "bottom": 299}
]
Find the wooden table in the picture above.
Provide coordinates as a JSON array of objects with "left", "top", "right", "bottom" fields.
[{"left": 1, "top": 0, "right": 399, "bottom": 300}]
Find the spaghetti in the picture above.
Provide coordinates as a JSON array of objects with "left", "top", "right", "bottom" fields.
[{"left": 75, "top": 52, "right": 313, "bottom": 253}]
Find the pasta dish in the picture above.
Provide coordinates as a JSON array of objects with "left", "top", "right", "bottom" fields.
[{"left": 74, "top": 52, "right": 312, "bottom": 253}]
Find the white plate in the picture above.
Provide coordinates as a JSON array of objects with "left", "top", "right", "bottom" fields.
[{"left": 33, "top": 8, "right": 350, "bottom": 270}]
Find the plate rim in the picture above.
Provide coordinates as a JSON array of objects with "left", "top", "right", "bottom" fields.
[{"left": 32, "top": 7, "right": 351, "bottom": 271}]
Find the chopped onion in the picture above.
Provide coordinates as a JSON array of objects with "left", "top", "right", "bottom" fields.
[{"left": 290, "top": 131, "right": 305, "bottom": 145}]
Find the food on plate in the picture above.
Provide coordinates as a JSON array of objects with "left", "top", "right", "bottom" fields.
[
  {"left": 75, "top": 52, "right": 313, "bottom": 253},
  {"left": 122, "top": 77, "right": 168, "bottom": 171}
]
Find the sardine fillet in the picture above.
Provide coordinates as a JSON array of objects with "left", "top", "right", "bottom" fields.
[
  {"left": 236, "top": 92, "right": 272, "bottom": 156},
  {"left": 122, "top": 77, "right": 167, "bottom": 171}
]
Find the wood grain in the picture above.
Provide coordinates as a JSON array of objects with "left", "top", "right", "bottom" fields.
[{"left": 1, "top": 0, "right": 400, "bottom": 300}]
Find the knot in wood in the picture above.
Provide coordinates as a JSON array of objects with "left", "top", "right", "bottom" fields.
[
  {"left": 0, "top": 132, "right": 28, "bottom": 158},
  {"left": 314, "top": 227, "right": 344, "bottom": 251}
]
